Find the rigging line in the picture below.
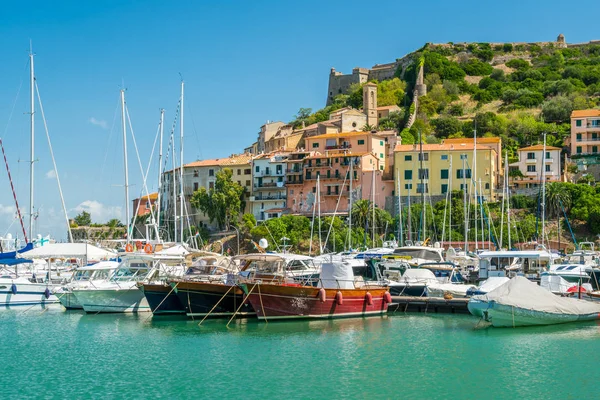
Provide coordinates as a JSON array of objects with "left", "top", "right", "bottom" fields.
[
  {"left": 97, "top": 96, "right": 121, "bottom": 201},
  {"left": 0, "top": 138, "right": 27, "bottom": 242},
  {"left": 162, "top": 101, "right": 180, "bottom": 174},
  {"left": 322, "top": 163, "right": 350, "bottom": 251},
  {"left": 184, "top": 99, "right": 203, "bottom": 160},
  {"left": 124, "top": 105, "right": 158, "bottom": 239},
  {"left": 35, "top": 81, "right": 73, "bottom": 243},
  {"left": 1, "top": 60, "right": 28, "bottom": 138}
]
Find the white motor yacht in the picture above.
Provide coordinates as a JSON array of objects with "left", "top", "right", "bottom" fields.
[{"left": 54, "top": 261, "right": 119, "bottom": 309}]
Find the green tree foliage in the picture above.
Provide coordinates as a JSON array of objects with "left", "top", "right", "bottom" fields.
[
  {"left": 431, "top": 116, "right": 462, "bottom": 138},
  {"left": 377, "top": 78, "right": 406, "bottom": 106},
  {"left": 460, "top": 58, "right": 494, "bottom": 76},
  {"left": 541, "top": 96, "right": 574, "bottom": 123},
  {"left": 423, "top": 52, "right": 466, "bottom": 81},
  {"left": 190, "top": 169, "right": 245, "bottom": 230},
  {"left": 74, "top": 211, "right": 92, "bottom": 226}
]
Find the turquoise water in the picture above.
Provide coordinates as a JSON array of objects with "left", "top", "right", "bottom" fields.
[{"left": 1, "top": 305, "right": 598, "bottom": 399}]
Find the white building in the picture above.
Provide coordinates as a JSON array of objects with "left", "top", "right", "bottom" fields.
[
  {"left": 509, "top": 144, "right": 562, "bottom": 189},
  {"left": 250, "top": 153, "right": 288, "bottom": 221}
]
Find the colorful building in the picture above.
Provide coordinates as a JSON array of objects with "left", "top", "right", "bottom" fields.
[
  {"left": 286, "top": 132, "right": 393, "bottom": 216},
  {"left": 250, "top": 153, "right": 289, "bottom": 221},
  {"left": 509, "top": 145, "right": 562, "bottom": 189},
  {"left": 132, "top": 192, "right": 158, "bottom": 217},
  {"left": 571, "top": 109, "right": 600, "bottom": 156},
  {"left": 393, "top": 142, "right": 498, "bottom": 201}
]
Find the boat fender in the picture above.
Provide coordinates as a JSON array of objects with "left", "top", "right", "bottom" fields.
[
  {"left": 383, "top": 291, "right": 392, "bottom": 304},
  {"left": 125, "top": 244, "right": 134, "bottom": 252},
  {"left": 10, "top": 283, "right": 17, "bottom": 295},
  {"left": 365, "top": 292, "right": 373, "bottom": 306},
  {"left": 335, "top": 291, "right": 343, "bottom": 306},
  {"left": 44, "top": 288, "right": 51, "bottom": 299},
  {"left": 144, "top": 243, "right": 153, "bottom": 254},
  {"left": 318, "top": 288, "right": 326, "bottom": 303}
]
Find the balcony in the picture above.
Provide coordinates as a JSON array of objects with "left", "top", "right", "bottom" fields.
[
  {"left": 253, "top": 182, "right": 285, "bottom": 190},
  {"left": 254, "top": 169, "right": 284, "bottom": 177},
  {"left": 251, "top": 194, "right": 287, "bottom": 201},
  {"left": 525, "top": 158, "right": 537, "bottom": 164},
  {"left": 576, "top": 137, "right": 600, "bottom": 142},
  {"left": 286, "top": 168, "right": 303, "bottom": 174},
  {"left": 325, "top": 143, "right": 352, "bottom": 150},
  {"left": 286, "top": 178, "right": 304, "bottom": 185}
]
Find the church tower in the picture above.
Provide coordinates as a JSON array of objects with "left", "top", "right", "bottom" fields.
[{"left": 362, "top": 82, "right": 378, "bottom": 128}]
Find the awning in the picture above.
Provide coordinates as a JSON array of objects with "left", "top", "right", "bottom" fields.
[
  {"left": 20, "top": 243, "right": 117, "bottom": 260},
  {"left": 0, "top": 258, "right": 33, "bottom": 266}
]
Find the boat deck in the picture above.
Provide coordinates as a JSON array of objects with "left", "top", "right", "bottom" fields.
[{"left": 388, "top": 296, "right": 470, "bottom": 314}]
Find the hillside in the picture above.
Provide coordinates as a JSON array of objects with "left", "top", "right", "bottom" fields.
[{"left": 294, "top": 36, "right": 600, "bottom": 163}]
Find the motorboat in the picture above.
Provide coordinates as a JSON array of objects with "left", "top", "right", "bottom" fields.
[
  {"left": 54, "top": 261, "right": 119, "bottom": 309},
  {"left": 477, "top": 249, "right": 554, "bottom": 280}
]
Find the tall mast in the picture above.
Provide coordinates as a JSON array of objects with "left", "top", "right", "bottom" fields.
[
  {"left": 29, "top": 45, "right": 35, "bottom": 240},
  {"left": 419, "top": 131, "right": 425, "bottom": 241},
  {"left": 372, "top": 169, "right": 375, "bottom": 246},
  {"left": 347, "top": 157, "right": 353, "bottom": 250},
  {"left": 506, "top": 152, "right": 511, "bottom": 249},
  {"left": 156, "top": 109, "right": 165, "bottom": 237},
  {"left": 179, "top": 81, "right": 185, "bottom": 243},
  {"left": 317, "top": 174, "right": 322, "bottom": 254},
  {"left": 473, "top": 127, "right": 478, "bottom": 252},
  {"left": 462, "top": 155, "right": 467, "bottom": 253},
  {"left": 541, "top": 132, "right": 546, "bottom": 247},
  {"left": 120, "top": 90, "right": 130, "bottom": 244},
  {"left": 172, "top": 137, "right": 177, "bottom": 243},
  {"left": 407, "top": 180, "right": 412, "bottom": 242},
  {"left": 397, "top": 171, "right": 403, "bottom": 247}
]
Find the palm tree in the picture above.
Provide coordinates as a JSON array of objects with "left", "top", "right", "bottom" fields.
[
  {"left": 545, "top": 182, "right": 571, "bottom": 248},
  {"left": 351, "top": 200, "right": 371, "bottom": 232}
]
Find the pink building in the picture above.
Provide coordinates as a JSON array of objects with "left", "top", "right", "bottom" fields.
[{"left": 286, "top": 132, "right": 394, "bottom": 216}]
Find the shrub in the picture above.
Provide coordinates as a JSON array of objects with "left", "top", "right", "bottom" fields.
[
  {"left": 460, "top": 58, "right": 494, "bottom": 76},
  {"left": 541, "top": 96, "right": 573, "bottom": 123},
  {"left": 447, "top": 103, "right": 464, "bottom": 116},
  {"left": 506, "top": 58, "right": 530, "bottom": 70},
  {"left": 503, "top": 43, "right": 513, "bottom": 52}
]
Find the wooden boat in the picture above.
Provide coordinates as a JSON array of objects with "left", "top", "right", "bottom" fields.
[
  {"left": 172, "top": 280, "right": 254, "bottom": 318},
  {"left": 241, "top": 260, "right": 391, "bottom": 320}
]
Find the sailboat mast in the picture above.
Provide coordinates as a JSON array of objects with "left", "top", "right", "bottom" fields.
[
  {"left": 29, "top": 46, "right": 35, "bottom": 240},
  {"left": 120, "top": 90, "right": 130, "bottom": 244},
  {"left": 372, "top": 169, "right": 375, "bottom": 246},
  {"left": 347, "top": 158, "right": 353, "bottom": 250},
  {"left": 462, "top": 155, "right": 467, "bottom": 253},
  {"left": 506, "top": 152, "right": 511, "bottom": 249},
  {"left": 419, "top": 131, "right": 425, "bottom": 240},
  {"left": 179, "top": 81, "right": 185, "bottom": 244},
  {"left": 541, "top": 132, "right": 546, "bottom": 247},
  {"left": 156, "top": 109, "right": 165, "bottom": 236},
  {"left": 397, "top": 172, "right": 403, "bottom": 247},
  {"left": 172, "top": 136, "right": 177, "bottom": 243}
]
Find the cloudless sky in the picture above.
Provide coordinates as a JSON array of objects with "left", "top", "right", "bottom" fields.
[{"left": 0, "top": 0, "right": 598, "bottom": 240}]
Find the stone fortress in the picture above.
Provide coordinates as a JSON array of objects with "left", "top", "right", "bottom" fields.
[{"left": 326, "top": 34, "right": 600, "bottom": 105}]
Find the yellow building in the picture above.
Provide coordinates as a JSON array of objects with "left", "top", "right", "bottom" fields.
[{"left": 393, "top": 142, "right": 498, "bottom": 200}]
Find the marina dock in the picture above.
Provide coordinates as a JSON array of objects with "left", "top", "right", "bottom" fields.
[{"left": 388, "top": 296, "right": 470, "bottom": 314}]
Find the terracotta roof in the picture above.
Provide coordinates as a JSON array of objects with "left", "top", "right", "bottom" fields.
[
  {"left": 442, "top": 137, "right": 501, "bottom": 144},
  {"left": 571, "top": 109, "right": 600, "bottom": 118},
  {"left": 519, "top": 144, "right": 561, "bottom": 151},
  {"left": 341, "top": 109, "right": 366, "bottom": 117},
  {"left": 376, "top": 105, "right": 401, "bottom": 111},
  {"left": 308, "top": 131, "right": 384, "bottom": 140},
  {"left": 136, "top": 192, "right": 158, "bottom": 201},
  {"left": 184, "top": 154, "right": 253, "bottom": 168},
  {"left": 394, "top": 143, "right": 495, "bottom": 152}
]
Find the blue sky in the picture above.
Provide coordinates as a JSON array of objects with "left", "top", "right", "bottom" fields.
[{"left": 0, "top": 0, "right": 597, "bottom": 240}]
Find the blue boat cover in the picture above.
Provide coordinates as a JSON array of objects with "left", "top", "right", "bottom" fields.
[
  {"left": 0, "top": 243, "right": 34, "bottom": 260},
  {"left": 0, "top": 257, "right": 33, "bottom": 266}
]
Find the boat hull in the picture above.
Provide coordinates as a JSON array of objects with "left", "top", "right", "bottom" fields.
[
  {"left": 484, "top": 302, "right": 600, "bottom": 327},
  {"left": 56, "top": 291, "right": 82, "bottom": 309},
  {"left": 0, "top": 280, "right": 59, "bottom": 306},
  {"left": 174, "top": 281, "right": 255, "bottom": 318},
  {"left": 388, "top": 284, "right": 426, "bottom": 297},
  {"left": 74, "top": 288, "right": 150, "bottom": 313},
  {"left": 140, "top": 283, "right": 185, "bottom": 315},
  {"left": 242, "top": 283, "right": 389, "bottom": 320},
  {"left": 467, "top": 298, "right": 489, "bottom": 317}
]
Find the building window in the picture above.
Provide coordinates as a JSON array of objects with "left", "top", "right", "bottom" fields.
[
  {"left": 441, "top": 184, "right": 448, "bottom": 194},
  {"left": 441, "top": 154, "right": 448, "bottom": 160},
  {"left": 593, "top": 132, "right": 599, "bottom": 140},
  {"left": 209, "top": 182, "right": 214, "bottom": 190},
  {"left": 527, "top": 152, "right": 535, "bottom": 160},
  {"left": 527, "top": 165, "right": 536, "bottom": 172},
  {"left": 312, "top": 187, "right": 316, "bottom": 193},
  {"left": 209, "top": 169, "right": 214, "bottom": 177},
  {"left": 276, "top": 165, "right": 282, "bottom": 174},
  {"left": 405, "top": 155, "right": 412, "bottom": 161},
  {"left": 405, "top": 183, "right": 413, "bottom": 190},
  {"left": 418, "top": 153, "right": 429, "bottom": 161},
  {"left": 238, "top": 169, "right": 241, "bottom": 175},
  {"left": 593, "top": 146, "right": 599, "bottom": 153},
  {"left": 577, "top": 133, "right": 582, "bottom": 141},
  {"left": 460, "top": 154, "right": 467, "bottom": 160},
  {"left": 545, "top": 164, "right": 551, "bottom": 172},
  {"left": 441, "top": 169, "right": 449, "bottom": 179},
  {"left": 193, "top": 182, "right": 198, "bottom": 191},
  {"left": 255, "top": 166, "right": 260, "bottom": 173},
  {"left": 306, "top": 171, "right": 312, "bottom": 179},
  {"left": 485, "top": 182, "right": 490, "bottom": 190},
  {"left": 380, "top": 141, "right": 384, "bottom": 146},
  {"left": 246, "top": 180, "right": 250, "bottom": 186},
  {"left": 290, "top": 190, "right": 294, "bottom": 195},
  {"left": 457, "top": 169, "right": 471, "bottom": 179},
  {"left": 577, "top": 146, "right": 582, "bottom": 154},
  {"left": 193, "top": 170, "right": 199, "bottom": 177},
  {"left": 404, "top": 170, "right": 412, "bottom": 180},
  {"left": 576, "top": 119, "right": 582, "bottom": 127},
  {"left": 312, "top": 142, "right": 319, "bottom": 148},
  {"left": 418, "top": 168, "right": 429, "bottom": 179},
  {"left": 244, "top": 169, "right": 251, "bottom": 175},
  {"left": 358, "top": 139, "right": 365, "bottom": 145},
  {"left": 545, "top": 151, "right": 551, "bottom": 159},
  {"left": 416, "top": 183, "right": 428, "bottom": 194},
  {"left": 380, "top": 153, "right": 384, "bottom": 159}
]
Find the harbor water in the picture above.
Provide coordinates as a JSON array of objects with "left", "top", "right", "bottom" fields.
[{"left": 2, "top": 305, "right": 598, "bottom": 399}]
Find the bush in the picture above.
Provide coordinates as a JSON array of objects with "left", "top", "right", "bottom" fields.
[
  {"left": 506, "top": 58, "right": 530, "bottom": 70},
  {"left": 541, "top": 96, "right": 574, "bottom": 123},
  {"left": 423, "top": 51, "right": 466, "bottom": 81},
  {"left": 503, "top": 43, "right": 513, "bottom": 52},
  {"left": 490, "top": 68, "right": 506, "bottom": 81},
  {"left": 431, "top": 116, "right": 462, "bottom": 138},
  {"left": 460, "top": 58, "right": 494, "bottom": 76},
  {"left": 447, "top": 103, "right": 464, "bottom": 116},
  {"left": 511, "top": 195, "right": 535, "bottom": 210}
]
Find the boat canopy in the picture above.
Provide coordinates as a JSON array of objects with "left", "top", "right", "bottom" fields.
[
  {"left": 402, "top": 269, "right": 437, "bottom": 280},
  {"left": 478, "top": 250, "right": 552, "bottom": 260},
  {"left": 0, "top": 257, "right": 33, "bottom": 266},
  {"left": 320, "top": 261, "right": 355, "bottom": 289},
  {"left": 77, "top": 261, "right": 120, "bottom": 271},
  {"left": 20, "top": 243, "right": 117, "bottom": 260},
  {"left": 0, "top": 243, "right": 34, "bottom": 259},
  {"left": 477, "top": 276, "right": 600, "bottom": 315}
]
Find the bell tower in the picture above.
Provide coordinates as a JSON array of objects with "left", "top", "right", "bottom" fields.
[{"left": 362, "top": 82, "right": 378, "bottom": 128}]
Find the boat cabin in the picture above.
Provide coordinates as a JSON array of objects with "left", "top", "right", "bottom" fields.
[{"left": 478, "top": 250, "right": 553, "bottom": 280}]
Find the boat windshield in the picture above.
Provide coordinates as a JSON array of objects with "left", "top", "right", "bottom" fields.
[
  {"left": 392, "top": 248, "right": 442, "bottom": 262},
  {"left": 111, "top": 261, "right": 151, "bottom": 282},
  {"left": 73, "top": 270, "right": 93, "bottom": 281},
  {"left": 286, "top": 259, "right": 316, "bottom": 271},
  {"left": 90, "top": 270, "right": 112, "bottom": 280},
  {"left": 243, "top": 259, "right": 286, "bottom": 275}
]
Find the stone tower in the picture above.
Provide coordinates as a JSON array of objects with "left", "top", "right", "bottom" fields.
[
  {"left": 557, "top": 33, "right": 567, "bottom": 48},
  {"left": 362, "top": 82, "right": 378, "bottom": 128},
  {"left": 415, "top": 64, "right": 427, "bottom": 97}
]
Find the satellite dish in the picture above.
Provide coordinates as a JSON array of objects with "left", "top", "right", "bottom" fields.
[
  {"left": 6, "top": 233, "right": 13, "bottom": 240},
  {"left": 258, "top": 238, "right": 269, "bottom": 249},
  {"left": 434, "top": 241, "right": 441, "bottom": 248}
]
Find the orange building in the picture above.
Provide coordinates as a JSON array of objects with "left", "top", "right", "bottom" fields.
[
  {"left": 286, "top": 132, "right": 394, "bottom": 216},
  {"left": 132, "top": 192, "right": 158, "bottom": 217},
  {"left": 571, "top": 109, "right": 600, "bottom": 156}
]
